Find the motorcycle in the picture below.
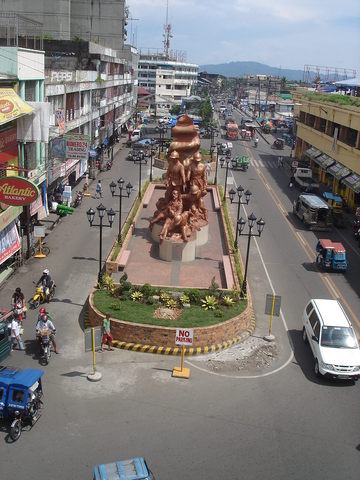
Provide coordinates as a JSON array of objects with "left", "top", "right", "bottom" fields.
[
  {"left": 29, "top": 283, "right": 56, "bottom": 309},
  {"left": 72, "top": 191, "right": 83, "bottom": 208},
  {"left": 254, "top": 139, "right": 259, "bottom": 148},
  {"left": 106, "top": 161, "right": 112, "bottom": 171},
  {"left": 13, "top": 301, "right": 26, "bottom": 324},
  {"left": 39, "top": 328, "right": 52, "bottom": 365}
]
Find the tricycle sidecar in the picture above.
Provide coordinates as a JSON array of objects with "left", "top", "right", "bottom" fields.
[{"left": 0, "top": 366, "right": 44, "bottom": 441}]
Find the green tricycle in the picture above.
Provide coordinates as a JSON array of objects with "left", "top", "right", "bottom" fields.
[{"left": 232, "top": 155, "right": 250, "bottom": 171}]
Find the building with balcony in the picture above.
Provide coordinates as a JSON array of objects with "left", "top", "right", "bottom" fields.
[
  {"left": 0, "top": 15, "right": 47, "bottom": 278},
  {"left": 292, "top": 87, "right": 360, "bottom": 210},
  {"left": 44, "top": 39, "right": 138, "bottom": 185},
  {"left": 138, "top": 50, "right": 198, "bottom": 116}
]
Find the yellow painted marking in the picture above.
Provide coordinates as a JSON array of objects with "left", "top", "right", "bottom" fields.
[
  {"left": 157, "top": 347, "right": 164, "bottom": 354},
  {"left": 164, "top": 347, "right": 171, "bottom": 355},
  {"left": 196, "top": 347, "right": 202, "bottom": 354},
  {"left": 173, "top": 347, "right": 179, "bottom": 355},
  {"left": 124, "top": 344, "right": 133, "bottom": 350},
  {"left": 211, "top": 345, "right": 216, "bottom": 352},
  {"left": 141, "top": 345, "right": 150, "bottom": 352},
  {"left": 148, "top": 346, "right": 156, "bottom": 353},
  {"left": 223, "top": 341, "right": 228, "bottom": 349},
  {"left": 132, "top": 344, "right": 141, "bottom": 350},
  {"left": 188, "top": 348, "right": 194, "bottom": 355},
  {"left": 204, "top": 346, "right": 209, "bottom": 353}
]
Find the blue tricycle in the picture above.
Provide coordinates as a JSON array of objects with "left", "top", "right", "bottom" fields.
[{"left": 0, "top": 367, "right": 44, "bottom": 441}]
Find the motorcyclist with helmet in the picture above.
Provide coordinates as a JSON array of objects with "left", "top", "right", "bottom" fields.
[
  {"left": 35, "top": 307, "right": 59, "bottom": 354},
  {"left": 11, "top": 287, "right": 26, "bottom": 322},
  {"left": 36, "top": 269, "right": 54, "bottom": 303}
]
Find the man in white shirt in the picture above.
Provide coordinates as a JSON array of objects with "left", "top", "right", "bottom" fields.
[{"left": 10, "top": 315, "right": 24, "bottom": 351}]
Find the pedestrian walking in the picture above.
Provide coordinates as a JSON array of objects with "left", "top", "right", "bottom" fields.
[
  {"left": 206, "top": 162, "right": 211, "bottom": 177},
  {"left": 100, "top": 313, "right": 114, "bottom": 351},
  {"left": 277, "top": 156, "right": 283, "bottom": 168},
  {"left": 10, "top": 314, "right": 24, "bottom": 351},
  {"left": 95, "top": 180, "right": 103, "bottom": 199}
]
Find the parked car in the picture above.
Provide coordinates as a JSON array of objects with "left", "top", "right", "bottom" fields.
[{"left": 302, "top": 298, "right": 360, "bottom": 380}]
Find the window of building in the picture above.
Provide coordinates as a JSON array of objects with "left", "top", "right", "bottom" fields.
[{"left": 347, "top": 127, "right": 357, "bottom": 147}]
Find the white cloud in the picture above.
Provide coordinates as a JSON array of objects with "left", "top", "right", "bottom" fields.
[{"left": 126, "top": 0, "right": 360, "bottom": 70}]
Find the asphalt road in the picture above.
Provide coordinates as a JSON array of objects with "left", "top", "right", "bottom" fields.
[{"left": 0, "top": 124, "right": 360, "bottom": 480}]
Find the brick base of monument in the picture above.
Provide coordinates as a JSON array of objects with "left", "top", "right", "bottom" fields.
[{"left": 88, "top": 288, "right": 255, "bottom": 349}]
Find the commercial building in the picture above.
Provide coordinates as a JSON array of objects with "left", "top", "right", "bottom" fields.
[
  {"left": 138, "top": 50, "right": 198, "bottom": 116},
  {"left": 44, "top": 39, "right": 138, "bottom": 183},
  {"left": 0, "top": 15, "right": 47, "bottom": 279},
  {"left": 292, "top": 87, "right": 360, "bottom": 210}
]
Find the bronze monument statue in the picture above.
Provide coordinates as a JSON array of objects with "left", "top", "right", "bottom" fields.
[{"left": 149, "top": 115, "right": 208, "bottom": 244}]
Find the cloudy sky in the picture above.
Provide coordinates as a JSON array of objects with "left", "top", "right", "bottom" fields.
[{"left": 126, "top": 0, "right": 360, "bottom": 72}]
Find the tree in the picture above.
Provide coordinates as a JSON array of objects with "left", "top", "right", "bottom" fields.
[
  {"left": 281, "top": 76, "right": 287, "bottom": 90},
  {"left": 170, "top": 105, "right": 181, "bottom": 115}
]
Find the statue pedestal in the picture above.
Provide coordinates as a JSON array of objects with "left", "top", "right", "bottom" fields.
[
  {"left": 160, "top": 236, "right": 196, "bottom": 262},
  {"left": 151, "top": 222, "right": 209, "bottom": 262}
]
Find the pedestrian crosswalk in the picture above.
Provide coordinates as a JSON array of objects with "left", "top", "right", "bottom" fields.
[{"left": 250, "top": 158, "right": 283, "bottom": 168}]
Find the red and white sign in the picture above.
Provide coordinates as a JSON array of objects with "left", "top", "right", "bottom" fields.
[
  {"left": 175, "top": 328, "right": 194, "bottom": 346},
  {"left": 0, "top": 177, "right": 39, "bottom": 206},
  {"left": 0, "top": 221, "right": 20, "bottom": 266}
]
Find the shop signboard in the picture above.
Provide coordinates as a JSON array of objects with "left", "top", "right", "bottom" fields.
[
  {"left": 0, "top": 88, "right": 33, "bottom": 126},
  {"left": 65, "top": 134, "right": 89, "bottom": 160},
  {"left": 0, "top": 221, "right": 21, "bottom": 266},
  {"left": 0, "top": 177, "right": 39, "bottom": 206},
  {"left": 0, "top": 205, "right": 23, "bottom": 231},
  {"left": 30, "top": 194, "right": 43, "bottom": 216}
]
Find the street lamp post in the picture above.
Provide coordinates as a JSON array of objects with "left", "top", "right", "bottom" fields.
[
  {"left": 229, "top": 186, "right": 252, "bottom": 248},
  {"left": 237, "top": 213, "right": 265, "bottom": 296},
  {"left": 133, "top": 150, "right": 148, "bottom": 199},
  {"left": 158, "top": 125, "right": 167, "bottom": 154},
  {"left": 109, "top": 178, "right": 132, "bottom": 243},
  {"left": 220, "top": 151, "right": 234, "bottom": 201},
  {"left": 86, "top": 204, "right": 116, "bottom": 284},
  {"left": 214, "top": 142, "right": 221, "bottom": 185},
  {"left": 149, "top": 144, "right": 157, "bottom": 182}
]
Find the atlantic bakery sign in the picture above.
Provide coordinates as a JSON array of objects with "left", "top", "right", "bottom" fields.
[{"left": 0, "top": 177, "right": 39, "bottom": 206}]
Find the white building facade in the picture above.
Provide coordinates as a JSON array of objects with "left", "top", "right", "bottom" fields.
[{"left": 138, "top": 51, "right": 198, "bottom": 115}]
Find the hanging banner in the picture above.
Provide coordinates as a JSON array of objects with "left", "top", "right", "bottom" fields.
[
  {"left": 0, "top": 88, "right": 33, "bottom": 126},
  {"left": 55, "top": 109, "right": 65, "bottom": 134},
  {"left": 0, "top": 177, "right": 39, "bottom": 206},
  {"left": 0, "top": 221, "right": 21, "bottom": 266}
]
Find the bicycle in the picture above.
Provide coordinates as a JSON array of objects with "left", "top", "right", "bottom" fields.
[{"left": 31, "top": 242, "right": 50, "bottom": 257}]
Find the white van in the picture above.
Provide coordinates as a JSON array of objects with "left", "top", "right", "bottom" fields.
[
  {"left": 302, "top": 299, "right": 360, "bottom": 380},
  {"left": 130, "top": 129, "right": 141, "bottom": 143}
]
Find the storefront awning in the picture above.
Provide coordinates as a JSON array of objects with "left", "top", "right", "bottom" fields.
[
  {"left": 327, "top": 162, "right": 352, "bottom": 180},
  {"left": 305, "top": 147, "right": 322, "bottom": 160},
  {"left": 313, "top": 152, "right": 336, "bottom": 169},
  {"left": 0, "top": 88, "right": 33, "bottom": 126},
  {"left": 341, "top": 172, "right": 360, "bottom": 193}
]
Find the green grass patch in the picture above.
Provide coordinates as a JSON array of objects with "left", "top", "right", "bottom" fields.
[
  {"left": 303, "top": 92, "right": 360, "bottom": 108},
  {"left": 110, "top": 180, "right": 150, "bottom": 261},
  {"left": 94, "top": 289, "right": 246, "bottom": 327},
  {"left": 219, "top": 185, "right": 243, "bottom": 284}
]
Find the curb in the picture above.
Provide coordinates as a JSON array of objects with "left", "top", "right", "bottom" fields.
[{"left": 111, "top": 317, "right": 256, "bottom": 356}]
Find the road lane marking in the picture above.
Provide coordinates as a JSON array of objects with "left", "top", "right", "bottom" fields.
[
  {"left": 296, "top": 232, "right": 306, "bottom": 245},
  {"left": 245, "top": 146, "right": 360, "bottom": 333}
]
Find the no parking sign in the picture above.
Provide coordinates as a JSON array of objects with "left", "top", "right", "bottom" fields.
[{"left": 175, "top": 328, "right": 193, "bottom": 346}]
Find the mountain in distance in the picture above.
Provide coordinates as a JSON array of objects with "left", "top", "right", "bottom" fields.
[{"left": 199, "top": 61, "right": 304, "bottom": 81}]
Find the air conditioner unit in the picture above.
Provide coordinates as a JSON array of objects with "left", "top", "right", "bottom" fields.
[{"left": 27, "top": 169, "right": 37, "bottom": 180}]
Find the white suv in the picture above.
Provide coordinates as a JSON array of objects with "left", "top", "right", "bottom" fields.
[{"left": 302, "top": 299, "right": 360, "bottom": 380}]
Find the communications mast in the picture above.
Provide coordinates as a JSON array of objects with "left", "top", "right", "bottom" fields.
[{"left": 163, "top": 0, "right": 173, "bottom": 59}]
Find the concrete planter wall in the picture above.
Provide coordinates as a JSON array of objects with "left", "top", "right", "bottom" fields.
[{"left": 88, "top": 287, "right": 254, "bottom": 348}]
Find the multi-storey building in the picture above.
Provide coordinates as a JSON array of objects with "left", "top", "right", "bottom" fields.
[
  {"left": 138, "top": 50, "right": 198, "bottom": 116},
  {"left": 0, "top": 0, "right": 128, "bottom": 49},
  {"left": 292, "top": 87, "right": 360, "bottom": 210},
  {"left": 0, "top": 15, "right": 47, "bottom": 278},
  {"left": 44, "top": 40, "right": 138, "bottom": 182}
]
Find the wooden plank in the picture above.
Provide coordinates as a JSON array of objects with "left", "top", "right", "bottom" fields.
[
  {"left": 118, "top": 249, "right": 131, "bottom": 268},
  {"left": 142, "top": 183, "right": 155, "bottom": 207},
  {"left": 222, "top": 255, "right": 234, "bottom": 289},
  {"left": 212, "top": 187, "right": 221, "bottom": 211}
]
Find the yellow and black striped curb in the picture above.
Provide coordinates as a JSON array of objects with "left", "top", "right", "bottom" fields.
[{"left": 111, "top": 317, "right": 256, "bottom": 356}]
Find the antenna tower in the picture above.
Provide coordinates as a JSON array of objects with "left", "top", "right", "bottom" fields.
[{"left": 163, "top": 0, "right": 173, "bottom": 59}]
